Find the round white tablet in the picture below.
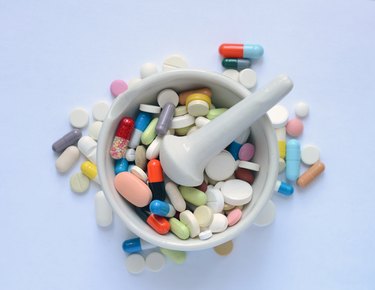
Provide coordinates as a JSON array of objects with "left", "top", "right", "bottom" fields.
[
  {"left": 69, "top": 107, "right": 89, "bottom": 128},
  {"left": 125, "top": 148, "right": 136, "bottom": 162},
  {"left": 126, "top": 254, "right": 145, "bottom": 274},
  {"left": 187, "top": 100, "right": 210, "bottom": 117},
  {"left": 127, "top": 78, "right": 142, "bottom": 89},
  {"left": 253, "top": 200, "right": 276, "bottom": 227},
  {"left": 140, "top": 62, "right": 158, "bottom": 78},
  {"left": 221, "top": 179, "right": 253, "bottom": 206},
  {"left": 278, "top": 158, "right": 286, "bottom": 173},
  {"left": 301, "top": 144, "right": 320, "bottom": 165},
  {"left": 88, "top": 121, "right": 102, "bottom": 140},
  {"left": 174, "top": 106, "right": 187, "bottom": 116},
  {"left": 146, "top": 137, "right": 161, "bottom": 160},
  {"left": 194, "top": 206, "right": 214, "bottom": 227},
  {"left": 130, "top": 166, "right": 148, "bottom": 183},
  {"left": 157, "top": 89, "right": 179, "bottom": 107},
  {"left": 70, "top": 172, "right": 90, "bottom": 193},
  {"left": 267, "top": 104, "right": 289, "bottom": 128},
  {"left": 163, "top": 54, "right": 188, "bottom": 71},
  {"left": 208, "top": 213, "right": 228, "bottom": 233},
  {"left": 139, "top": 104, "right": 161, "bottom": 114},
  {"left": 238, "top": 160, "right": 260, "bottom": 172},
  {"left": 199, "top": 229, "right": 213, "bottom": 240},
  {"left": 205, "top": 151, "right": 237, "bottom": 181},
  {"left": 239, "top": 68, "right": 257, "bottom": 89},
  {"left": 222, "top": 69, "right": 239, "bottom": 81},
  {"left": 295, "top": 101, "right": 309, "bottom": 118},
  {"left": 179, "top": 210, "right": 200, "bottom": 238},
  {"left": 170, "top": 114, "right": 195, "bottom": 129},
  {"left": 145, "top": 252, "right": 165, "bottom": 272},
  {"left": 92, "top": 101, "right": 110, "bottom": 121}
]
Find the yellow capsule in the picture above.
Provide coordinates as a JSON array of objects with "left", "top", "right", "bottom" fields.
[
  {"left": 278, "top": 140, "right": 286, "bottom": 159},
  {"left": 275, "top": 128, "right": 286, "bottom": 159},
  {"left": 81, "top": 161, "right": 100, "bottom": 184}
]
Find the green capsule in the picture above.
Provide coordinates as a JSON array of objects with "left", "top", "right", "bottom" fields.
[
  {"left": 179, "top": 186, "right": 207, "bottom": 206},
  {"left": 141, "top": 117, "right": 158, "bottom": 145},
  {"left": 169, "top": 218, "right": 190, "bottom": 240},
  {"left": 222, "top": 58, "right": 251, "bottom": 71}
]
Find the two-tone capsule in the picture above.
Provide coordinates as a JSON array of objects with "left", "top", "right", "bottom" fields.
[
  {"left": 149, "top": 200, "right": 176, "bottom": 217},
  {"left": 110, "top": 117, "right": 135, "bottom": 159},
  {"left": 122, "top": 237, "right": 157, "bottom": 253},
  {"left": 219, "top": 43, "right": 264, "bottom": 59},
  {"left": 147, "top": 159, "right": 167, "bottom": 201},
  {"left": 134, "top": 206, "right": 170, "bottom": 235},
  {"left": 274, "top": 180, "right": 294, "bottom": 196},
  {"left": 128, "top": 112, "right": 152, "bottom": 148},
  {"left": 222, "top": 58, "right": 251, "bottom": 70}
]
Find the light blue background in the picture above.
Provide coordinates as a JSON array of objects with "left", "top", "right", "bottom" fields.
[{"left": 1, "top": 1, "right": 374, "bottom": 289}]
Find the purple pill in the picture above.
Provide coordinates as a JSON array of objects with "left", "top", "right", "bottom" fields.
[
  {"left": 52, "top": 129, "right": 82, "bottom": 153},
  {"left": 156, "top": 102, "right": 175, "bottom": 136},
  {"left": 238, "top": 143, "right": 255, "bottom": 161}
]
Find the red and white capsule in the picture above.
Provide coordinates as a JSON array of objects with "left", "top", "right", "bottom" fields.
[{"left": 110, "top": 117, "right": 134, "bottom": 159}]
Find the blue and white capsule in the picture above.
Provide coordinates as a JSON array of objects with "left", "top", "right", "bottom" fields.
[
  {"left": 228, "top": 128, "right": 251, "bottom": 160},
  {"left": 274, "top": 180, "right": 294, "bottom": 196},
  {"left": 286, "top": 139, "right": 301, "bottom": 181},
  {"left": 128, "top": 112, "right": 152, "bottom": 148},
  {"left": 122, "top": 237, "right": 156, "bottom": 254},
  {"left": 149, "top": 200, "right": 176, "bottom": 217}
]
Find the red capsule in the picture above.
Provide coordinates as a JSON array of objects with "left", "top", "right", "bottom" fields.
[
  {"left": 147, "top": 159, "right": 164, "bottom": 183},
  {"left": 147, "top": 214, "right": 170, "bottom": 234},
  {"left": 110, "top": 117, "right": 134, "bottom": 159},
  {"left": 218, "top": 43, "right": 264, "bottom": 59}
]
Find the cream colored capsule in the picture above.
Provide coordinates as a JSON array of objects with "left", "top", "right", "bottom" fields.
[
  {"left": 95, "top": 191, "right": 113, "bottom": 227},
  {"left": 55, "top": 146, "right": 80, "bottom": 173}
]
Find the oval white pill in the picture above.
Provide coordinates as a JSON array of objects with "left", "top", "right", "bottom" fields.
[
  {"left": 130, "top": 166, "right": 148, "bottom": 183},
  {"left": 146, "top": 136, "right": 161, "bottom": 160},
  {"left": 95, "top": 191, "right": 113, "bottom": 227},
  {"left": 163, "top": 54, "right": 188, "bottom": 71},
  {"left": 239, "top": 68, "right": 257, "bottom": 89},
  {"left": 209, "top": 213, "right": 228, "bottom": 233},
  {"left": 165, "top": 182, "right": 186, "bottom": 212},
  {"left": 69, "top": 107, "right": 89, "bottom": 128},
  {"left": 301, "top": 144, "right": 320, "bottom": 165},
  {"left": 145, "top": 252, "right": 165, "bottom": 272},
  {"left": 253, "top": 200, "right": 276, "bottom": 227},
  {"left": 92, "top": 101, "right": 110, "bottom": 121},
  {"left": 205, "top": 151, "right": 236, "bottom": 181},
  {"left": 238, "top": 160, "right": 260, "bottom": 172},
  {"left": 170, "top": 114, "right": 195, "bottom": 129},
  {"left": 70, "top": 172, "right": 90, "bottom": 193},
  {"left": 222, "top": 69, "right": 239, "bottom": 81},
  {"left": 295, "top": 101, "right": 309, "bottom": 118},
  {"left": 125, "top": 148, "right": 136, "bottom": 162},
  {"left": 55, "top": 146, "right": 80, "bottom": 173},
  {"left": 140, "top": 62, "right": 158, "bottom": 78},
  {"left": 88, "top": 121, "right": 102, "bottom": 140},
  {"left": 126, "top": 254, "right": 145, "bottom": 274},
  {"left": 157, "top": 89, "right": 179, "bottom": 107},
  {"left": 194, "top": 206, "right": 213, "bottom": 227},
  {"left": 179, "top": 210, "right": 200, "bottom": 238},
  {"left": 206, "top": 187, "right": 224, "bottom": 213},
  {"left": 267, "top": 104, "right": 289, "bottom": 128},
  {"left": 221, "top": 179, "right": 253, "bottom": 206},
  {"left": 77, "top": 136, "right": 97, "bottom": 164},
  {"left": 139, "top": 104, "right": 161, "bottom": 114},
  {"left": 199, "top": 229, "right": 213, "bottom": 240}
]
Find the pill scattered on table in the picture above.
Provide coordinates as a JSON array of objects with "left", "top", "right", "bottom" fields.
[
  {"left": 110, "top": 80, "right": 128, "bottom": 97},
  {"left": 126, "top": 254, "right": 145, "bottom": 274},
  {"left": 70, "top": 172, "right": 90, "bottom": 193},
  {"left": 69, "top": 108, "right": 89, "bottom": 129},
  {"left": 145, "top": 252, "right": 166, "bottom": 272},
  {"left": 294, "top": 101, "right": 309, "bottom": 118},
  {"left": 92, "top": 101, "right": 110, "bottom": 121},
  {"left": 301, "top": 144, "right": 320, "bottom": 165}
]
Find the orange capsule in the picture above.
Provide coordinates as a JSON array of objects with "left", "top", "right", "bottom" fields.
[
  {"left": 297, "top": 161, "right": 325, "bottom": 188},
  {"left": 147, "top": 159, "right": 166, "bottom": 200},
  {"left": 147, "top": 214, "right": 170, "bottom": 235},
  {"left": 218, "top": 43, "right": 264, "bottom": 59}
]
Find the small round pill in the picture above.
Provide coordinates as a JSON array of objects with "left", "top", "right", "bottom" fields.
[
  {"left": 221, "top": 179, "right": 253, "bottom": 206},
  {"left": 286, "top": 118, "right": 304, "bottom": 137},
  {"left": 238, "top": 160, "right": 260, "bottom": 172},
  {"left": 194, "top": 206, "right": 214, "bottom": 227},
  {"left": 162, "top": 54, "right": 188, "bottom": 71},
  {"left": 69, "top": 108, "right": 89, "bottom": 128},
  {"left": 145, "top": 252, "right": 165, "bottom": 272},
  {"left": 139, "top": 104, "right": 161, "bottom": 114},
  {"left": 267, "top": 104, "right": 289, "bottom": 128},
  {"left": 222, "top": 69, "right": 239, "bottom": 81},
  {"left": 213, "top": 240, "right": 233, "bottom": 256},
  {"left": 238, "top": 143, "right": 255, "bottom": 161},
  {"left": 253, "top": 200, "right": 276, "bottom": 227},
  {"left": 301, "top": 145, "right": 320, "bottom": 165},
  {"left": 179, "top": 210, "right": 200, "bottom": 238},
  {"left": 126, "top": 254, "right": 145, "bottom": 274},
  {"left": 92, "top": 101, "right": 110, "bottom": 121},
  {"left": 88, "top": 121, "right": 102, "bottom": 141},
  {"left": 295, "top": 101, "right": 309, "bottom": 118},
  {"left": 170, "top": 114, "right": 195, "bottom": 129},
  {"left": 239, "top": 68, "right": 257, "bottom": 89},
  {"left": 157, "top": 89, "right": 179, "bottom": 107},
  {"left": 205, "top": 151, "right": 237, "bottom": 181},
  {"left": 187, "top": 100, "right": 210, "bottom": 117},
  {"left": 140, "top": 62, "right": 158, "bottom": 78},
  {"left": 110, "top": 80, "right": 128, "bottom": 97},
  {"left": 70, "top": 172, "right": 90, "bottom": 193}
]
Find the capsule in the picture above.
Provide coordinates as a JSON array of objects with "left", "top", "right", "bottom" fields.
[
  {"left": 52, "top": 129, "right": 82, "bottom": 153},
  {"left": 110, "top": 117, "right": 134, "bottom": 159},
  {"left": 156, "top": 103, "right": 175, "bottom": 136},
  {"left": 77, "top": 136, "right": 97, "bottom": 164},
  {"left": 222, "top": 58, "right": 251, "bottom": 70},
  {"left": 219, "top": 43, "right": 264, "bottom": 59},
  {"left": 275, "top": 127, "right": 286, "bottom": 159},
  {"left": 122, "top": 237, "right": 157, "bottom": 254},
  {"left": 297, "top": 161, "right": 325, "bottom": 188},
  {"left": 274, "top": 180, "right": 294, "bottom": 196},
  {"left": 147, "top": 159, "right": 167, "bottom": 201},
  {"left": 134, "top": 207, "right": 170, "bottom": 235},
  {"left": 286, "top": 139, "right": 301, "bottom": 182},
  {"left": 81, "top": 160, "right": 100, "bottom": 184},
  {"left": 128, "top": 112, "right": 152, "bottom": 148},
  {"left": 149, "top": 200, "right": 176, "bottom": 217},
  {"left": 114, "top": 158, "right": 129, "bottom": 175}
]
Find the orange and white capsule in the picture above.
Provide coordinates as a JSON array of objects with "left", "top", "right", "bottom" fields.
[
  {"left": 219, "top": 43, "right": 264, "bottom": 59},
  {"left": 110, "top": 117, "right": 134, "bottom": 159}
]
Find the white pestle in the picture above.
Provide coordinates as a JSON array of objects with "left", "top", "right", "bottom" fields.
[{"left": 159, "top": 74, "right": 294, "bottom": 186}]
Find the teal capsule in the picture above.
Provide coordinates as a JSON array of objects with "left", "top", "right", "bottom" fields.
[
  {"left": 286, "top": 139, "right": 301, "bottom": 181},
  {"left": 222, "top": 58, "right": 251, "bottom": 71}
]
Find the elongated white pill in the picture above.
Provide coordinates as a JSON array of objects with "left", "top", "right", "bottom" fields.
[
  {"left": 78, "top": 136, "right": 97, "bottom": 164},
  {"left": 95, "top": 191, "right": 113, "bottom": 227},
  {"left": 55, "top": 146, "right": 80, "bottom": 173}
]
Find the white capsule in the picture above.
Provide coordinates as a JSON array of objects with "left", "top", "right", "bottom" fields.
[
  {"left": 146, "top": 136, "right": 162, "bottom": 160},
  {"left": 95, "top": 191, "right": 113, "bottom": 227},
  {"left": 125, "top": 148, "right": 136, "bottom": 162},
  {"left": 165, "top": 182, "right": 186, "bottom": 212},
  {"left": 77, "top": 136, "right": 97, "bottom": 164}
]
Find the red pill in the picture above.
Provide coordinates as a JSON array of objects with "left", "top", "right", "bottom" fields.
[
  {"left": 219, "top": 43, "right": 264, "bottom": 60},
  {"left": 234, "top": 168, "right": 255, "bottom": 184},
  {"left": 147, "top": 214, "right": 170, "bottom": 235},
  {"left": 147, "top": 159, "right": 164, "bottom": 183},
  {"left": 110, "top": 117, "right": 134, "bottom": 159}
]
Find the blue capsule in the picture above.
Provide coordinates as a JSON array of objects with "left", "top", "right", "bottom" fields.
[
  {"left": 128, "top": 112, "right": 152, "bottom": 148},
  {"left": 122, "top": 237, "right": 156, "bottom": 254},
  {"left": 114, "top": 158, "right": 129, "bottom": 175},
  {"left": 286, "top": 139, "right": 301, "bottom": 181},
  {"left": 149, "top": 200, "right": 176, "bottom": 217},
  {"left": 274, "top": 180, "right": 294, "bottom": 196}
]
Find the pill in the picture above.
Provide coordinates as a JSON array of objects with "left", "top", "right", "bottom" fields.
[
  {"left": 239, "top": 68, "right": 257, "bottom": 89},
  {"left": 234, "top": 167, "right": 255, "bottom": 184},
  {"left": 129, "top": 112, "right": 153, "bottom": 148},
  {"left": 157, "top": 89, "right": 179, "bottom": 107},
  {"left": 194, "top": 206, "right": 214, "bottom": 227},
  {"left": 139, "top": 104, "right": 161, "bottom": 114},
  {"left": 195, "top": 181, "right": 208, "bottom": 193},
  {"left": 297, "top": 161, "right": 325, "bottom": 188},
  {"left": 274, "top": 180, "right": 294, "bottom": 196},
  {"left": 214, "top": 181, "right": 225, "bottom": 190},
  {"left": 92, "top": 101, "right": 110, "bottom": 121},
  {"left": 227, "top": 208, "right": 242, "bottom": 226},
  {"left": 147, "top": 159, "right": 167, "bottom": 201},
  {"left": 134, "top": 207, "right": 170, "bottom": 234},
  {"left": 146, "top": 136, "right": 162, "bottom": 160},
  {"left": 219, "top": 43, "right": 264, "bottom": 59},
  {"left": 267, "top": 104, "right": 289, "bottom": 128},
  {"left": 77, "top": 136, "right": 97, "bottom": 164},
  {"left": 88, "top": 121, "right": 102, "bottom": 140},
  {"left": 129, "top": 166, "right": 148, "bottom": 183},
  {"left": 186, "top": 126, "right": 198, "bottom": 135},
  {"left": 186, "top": 93, "right": 211, "bottom": 117},
  {"left": 169, "top": 218, "right": 190, "bottom": 240},
  {"left": 222, "top": 69, "right": 239, "bottom": 81},
  {"left": 286, "top": 139, "right": 301, "bottom": 182},
  {"left": 179, "top": 88, "right": 212, "bottom": 105},
  {"left": 52, "top": 129, "right": 82, "bottom": 153},
  {"left": 222, "top": 58, "right": 251, "bottom": 71},
  {"left": 275, "top": 127, "right": 286, "bottom": 159},
  {"left": 69, "top": 107, "right": 89, "bottom": 128},
  {"left": 195, "top": 116, "right": 210, "bottom": 128},
  {"left": 125, "top": 254, "right": 145, "bottom": 274},
  {"left": 238, "top": 143, "right": 255, "bottom": 161},
  {"left": 110, "top": 117, "right": 134, "bottom": 159},
  {"left": 205, "top": 151, "right": 237, "bottom": 181},
  {"left": 301, "top": 144, "right": 320, "bottom": 165},
  {"left": 156, "top": 103, "right": 175, "bottom": 135},
  {"left": 206, "top": 108, "right": 227, "bottom": 120},
  {"left": 149, "top": 200, "right": 176, "bottom": 217},
  {"left": 175, "top": 125, "right": 194, "bottom": 136},
  {"left": 238, "top": 160, "right": 260, "bottom": 172},
  {"left": 110, "top": 80, "right": 128, "bottom": 97},
  {"left": 114, "top": 172, "right": 152, "bottom": 207},
  {"left": 95, "top": 191, "right": 113, "bottom": 227},
  {"left": 170, "top": 114, "right": 195, "bottom": 129},
  {"left": 253, "top": 200, "right": 276, "bottom": 227},
  {"left": 213, "top": 240, "right": 234, "bottom": 256},
  {"left": 206, "top": 187, "right": 224, "bottom": 213},
  {"left": 221, "top": 179, "right": 253, "bottom": 206},
  {"left": 199, "top": 229, "right": 213, "bottom": 240},
  {"left": 141, "top": 117, "right": 158, "bottom": 145},
  {"left": 228, "top": 128, "right": 251, "bottom": 160},
  {"left": 114, "top": 158, "right": 129, "bottom": 175},
  {"left": 209, "top": 213, "right": 228, "bottom": 233},
  {"left": 159, "top": 248, "right": 186, "bottom": 264},
  {"left": 145, "top": 252, "right": 165, "bottom": 272},
  {"left": 179, "top": 210, "right": 200, "bottom": 238},
  {"left": 174, "top": 105, "right": 187, "bottom": 116},
  {"left": 179, "top": 186, "right": 207, "bottom": 206},
  {"left": 278, "top": 158, "right": 286, "bottom": 173},
  {"left": 81, "top": 161, "right": 100, "bottom": 184},
  {"left": 162, "top": 54, "right": 188, "bottom": 71},
  {"left": 165, "top": 182, "right": 186, "bottom": 212},
  {"left": 223, "top": 203, "right": 235, "bottom": 211},
  {"left": 127, "top": 78, "right": 142, "bottom": 89},
  {"left": 122, "top": 237, "right": 157, "bottom": 254},
  {"left": 135, "top": 145, "right": 147, "bottom": 170},
  {"left": 295, "top": 101, "right": 309, "bottom": 118},
  {"left": 125, "top": 148, "right": 135, "bottom": 162},
  {"left": 70, "top": 172, "right": 90, "bottom": 193},
  {"left": 286, "top": 118, "right": 304, "bottom": 137},
  {"left": 55, "top": 146, "right": 80, "bottom": 173},
  {"left": 140, "top": 62, "right": 158, "bottom": 78}
]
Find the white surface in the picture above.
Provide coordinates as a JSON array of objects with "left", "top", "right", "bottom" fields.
[
  {"left": 170, "top": 113, "right": 195, "bottom": 129},
  {"left": 140, "top": 63, "right": 158, "bottom": 79},
  {"left": 222, "top": 69, "right": 239, "bottom": 81},
  {"left": 294, "top": 101, "right": 310, "bottom": 118},
  {"left": 179, "top": 210, "right": 200, "bottom": 238},
  {"left": 139, "top": 104, "right": 161, "bottom": 114},
  {"left": 69, "top": 172, "right": 90, "bottom": 193},
  {"left": 162, "top": 54, "right": 188, "bottom": 71},
  {"left": 129, "top": 166, "right": 148, "bottom": 183},
  {"left": 1, "top": 0, "right": 375, "bottom": 289},
  {"left": 77, "top": 136, "right": 97, "bottom": 164},
  {"left": 126, "top": 254, "right": 146, "bottom": 274},
  {"left": 238, "top": 160, "right": 261, "bottom": 172},
  {"left": 206, "top": 187, "right": 225, "bottom": 213}
]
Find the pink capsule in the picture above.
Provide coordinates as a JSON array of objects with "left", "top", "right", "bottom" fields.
[{"left": 110, "top": 117, "right": 134, "bottom": 159}]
